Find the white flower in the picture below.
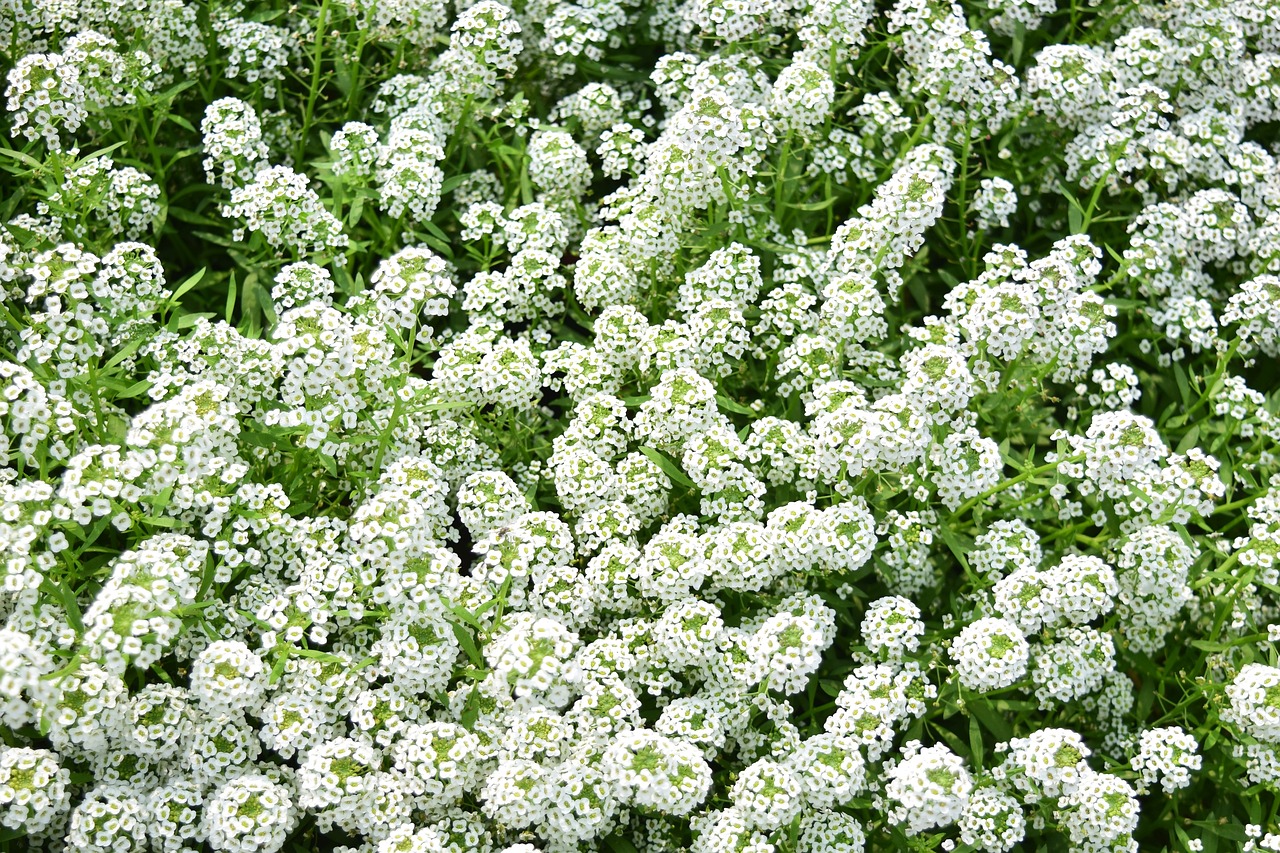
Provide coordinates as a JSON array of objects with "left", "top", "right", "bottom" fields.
[
  {"left": 1031, "top": 626, "right": 1115, "bottom": 709},
  {"left": 484, "top": 613, "right": 581, "bottom": 706},
  {"left": 827, "top": 663, "right": 935, "bottom": 760},
  {"left": 126, "top": 684, "right": 194, "bottom": 761},
  {"left": 797, "top": 810, "right": 867, "bottom": 853},
  {"left": 222, "top": 166, "right": 349, "bottom": 254},
  {"left": 949, "top": 617, "right": 1030, "bottom": 692},
  {"left": 885, "top": 741, "right": 973, "bottom": 835},
  {"left": 861, "top": 595, "right": 925, "bottom": 660},
  {"left": 376, "top": 824, "right": 450, "bottom": 853},
  {"left": 527, "top": 129, "right": 591, "bottom": 199},
  {"left": 1225, "top": 664, "right": 1280, "bottom": 742},
  {"left": 480, "top": 758, "right": 549, "bottom": 829},
  {"left": 147, "top": 780, "right": 206, "bottom": 852},
  {"left": 5, "top": 53, "right": 87, "bottom": 149},
  {"left": 67, "top": 785, "right": 148, "bottom": 853},
  {"left": 215, "top": 19, "right": 289, "bottom": 98},
  {"left": 787, "top": 733, "right": 867, "bottom": 809},
  {"left": 602, "top": 729, "right": 712, "bottom": 816},
  {"left": 297, "top": 737, "right": 381, "bottom": 831},
  {"left": 1056, "top": 770, "right": 1139, "bottom": 851},
  {"left": 730, "top": 758, "right": 804, "bottom": 830},
  {"left": 999, "top": 728, "right": 1092, "bottom": 799},
  {"left": 974, "top": 178, "right": 1018, "bottom": 229},
  {"left": 970, "top": 520, "right": 1042, "bottom": 580},
  {"left": 1131, "top": 727, "right": 1201, "bottom": 794},
  {"left": 190, "top": 640, "right": 268, "bottom": 713},
  {"left": 771, "top": 60, "right": 835, "bottom": 130},
  {"left": 0, "top": 747, "right": 71, "bottom": 834},
  {"left": 202, "top": 98, "right": 269, "bottom": 189},
  {"left": 271, "top": 262, "right": 335, "bottom": 310},
  {"left": 202, "top": 774, "right": 297, "bottom": 853},
  {"left": 691, "top": 807, "right": 775, "bottom": 853},
  {"left": 958, "top": 786, "right": 1025, "bottom": 853}
]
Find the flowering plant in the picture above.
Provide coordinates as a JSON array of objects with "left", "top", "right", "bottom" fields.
[{"left": 2, "top": 0, "right": 1280, "bottom": 851}]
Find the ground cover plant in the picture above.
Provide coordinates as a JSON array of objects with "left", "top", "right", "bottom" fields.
[{"left": 1, "top": 0, "right": 1280, "bottom": 850}]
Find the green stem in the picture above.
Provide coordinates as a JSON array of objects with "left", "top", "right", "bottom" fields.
[
  {"left": 954, "top": 452, "right": 1083, "bottom": 517},
  {"left": 775, "top": 128, "right": 793, "bottom": 223},
  {"left": 1211, "top": 494, "right": 1261, "bottom": 517},
  {"left": 298, "top": 0, "right": 332, "bottom": 168}
]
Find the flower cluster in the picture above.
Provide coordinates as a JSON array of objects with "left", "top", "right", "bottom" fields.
[{"left": 2, "top": 0, "right": 1279, "bottom": 850}]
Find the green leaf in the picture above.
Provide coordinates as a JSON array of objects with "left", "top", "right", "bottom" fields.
[
  {"left": 716, "top": 394, "right": 756, "bottom": 416},
  {"left": 458, "top": 685, "right": 482, "bottom": 730},
  {"left": 1061, "top": 185, "right": 1085, "bottom": 234},
  {"left": 565, "top": 298, "right": 595, "bottom": 333},
  {"left": 225, "top": 271, "right": 238, "bottom": 325},
  {"left": 236, "top": 609, "right": 276, "bottom": 632},
  {"left": 784, "top": 195, "right": 839, "bottom": 212},
  {"left": 116, "top": 380, "right": 154, "bottom": 399},
  {"left": 39, "top": 580, "right": 84, "bottom": 635},
  {"left": 166, "top": 113, "right": 196, "bottom": 133},
  {"left": 346, "top": 193, "right": 365, "bottom": 228},
  {"left": 1189, "top": 639, "right": 1243, "bottom": 653},
  {"left": 1173, "top": 362, "right": 1191, "bottom": 407},
  {"left": 603, "top": 834, "right": 641, "bottom": 853},
  {"left": 157, "top": 79, "right": 197, "bottom": 100},
  {"left": 102, "top": 336, "right": 147, "bottom": 370},
  {"left": 0, "top": 147, "right": 43, "bottom": 171},
  {"left": 168, "top": 267, "right": 207, "bottom": 305},
  {"left": 446, "top": 604, "right": 482, "bottom": 631},
  {"left": 440, "top": 174, "right": 471, "bottom": 195},
  {"left": 420, "top": 400, "right": 473, "bottom": 413},
  {"left": 905, "top": 276, "right": 931, "bottom": 313},
  {"left": 449, "top": 620, "right": 484, "bottom": 668},
  {"left": 966, "top": 696, "right": 1012, "bottom": 742},
  {"left": 291, "top": 647, "right": 347, "bottom": 663},
  {"left": 176, "top": 311, "right": 217, "bottom": 330},
  {"left": 1011, "top": 19, "right": 1027, "bottom": 65},
  {"left": 969, "top": 713, "right": 984, "bottom": 770},
  {"left": 1176, "top": 425, "right": 1201, "bottom": 454},
  {"left": 937, "top": 524, "right": 972, "bottom": 573},
  {"left": 268, "top": 649, "right": 290, "bottom": 685},
  {"left": 420, "top": 232, "right": 455, "bottom": 258},
  {"left": 165, "top": 206, "right": 222, "bottom": 226},
  {"left": 639, "top": 446, "right": 695, "bottom": 490}
]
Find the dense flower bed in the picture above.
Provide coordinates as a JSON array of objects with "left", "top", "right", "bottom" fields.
[{"left": 2, "top": 0, "right": 1280, "bottom": 851}]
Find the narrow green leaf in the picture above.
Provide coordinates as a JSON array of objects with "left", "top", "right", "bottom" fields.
[
  {"left": 604, "top": 834, "right": 641, "bottom": 853},
  {"left": 225, "top": 271, "right": 238, "bottom": 325},
  {"left": 966, "top": 697, "right": 1012, "bottom": 741},
  {"left": 938, "top": 524, "right": 972, "bottom": 573},
  {"left": 639, "top": 446, "right": 695, "bottom": 490},
  {"left": 292, "top": 647, "right": 346, "bottom": 663},
  {"left": 420, "top": 400, "right": 473, "bottom": 413},
  {"left": 176, "top": 311, "right": 217, "bottom": 330},
  {"left": 39, "top": 581, "right": 84, "bottom": 635},
  {"left": 116, "top": 380, "right": 154, "bottom": 399},
  {"left": 168, "top": 267, "right": 207, "bottom": 304},
  {"left": 716, "top": 394, "right": 756, "bottom": 417},
  {"left": 268, "top": 649, "right": 290, "bottom": 685},
  {"left": 1173, "top": 362, "right": 1191, "bottom": 407},
  {"left": 165, "top": 207, "right": 222, "bottom": 226},
  {"left": 450, "top": 621, "right": 484, "bottom": 668},
  {"left": 969, "top": 714, "right": 984, "bottom": 770}
]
